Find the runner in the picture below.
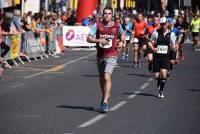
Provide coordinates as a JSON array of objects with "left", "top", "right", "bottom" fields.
[
  {"left": 87, "top": 7, "right": 125, "bottom": 113},
  {"left": 148, "top": 17, "right": 177, "bottom": 98},
  {"left": 146, "top": 16, "right": 161, "bottom": 72},
  {"left": 132, "top": 13, "right": 148, "bottom": 68},
  {"left": 190, "top": 14, "right": 200, "bottom": 50},
  {"left": 120, "top": 17, "right": 133, "bottom": 62},
  {"left": 167, "top": 17, "right": 180, "bottom": 70},
  {"left": 174, "top": 16, "right": 188, "bottom": 60}
]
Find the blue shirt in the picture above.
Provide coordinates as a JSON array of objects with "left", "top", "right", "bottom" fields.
[
  {"left": 171, "top": 27, "right": 181, "bottom": 37},
  {"left": 122, "top": 22, "right": 133, "bottom": 37}
]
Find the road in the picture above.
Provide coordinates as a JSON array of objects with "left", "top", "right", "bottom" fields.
[{"left": 0, "top": 44, "right": 200, "bottom": 134}]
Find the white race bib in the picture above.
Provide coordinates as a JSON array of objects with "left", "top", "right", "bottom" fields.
[
  {"left": 99, "top": 39, "right": 112, "bottom": 49},
  {"left": 157, "top": 45, "right": 168, "bottom": 54}
]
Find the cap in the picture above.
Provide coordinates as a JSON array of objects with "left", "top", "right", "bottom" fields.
[
  {"left": 160, "top": 17, "right": 167, "bottom": 24},
  {"left": 82, "top": 18, "right": 90, "bottom": 26},
  {"left": 167, "top": 18, "right": 174, "bottom": 23}
]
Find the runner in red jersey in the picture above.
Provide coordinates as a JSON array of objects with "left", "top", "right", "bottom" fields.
[
  {"left": 87, "top": 7, "right": 125, "bottom": 113},
  {"left": 132, "top": 13, "right": 148, "bottom": 68}
]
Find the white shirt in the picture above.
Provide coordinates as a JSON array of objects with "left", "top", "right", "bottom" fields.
[{"left": 150, "top": 29, "right": 176, "bottom": 46}]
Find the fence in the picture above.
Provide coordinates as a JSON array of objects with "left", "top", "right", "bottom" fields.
[{"left": 1, "top": 27, "right": 65, "bottom": 69}]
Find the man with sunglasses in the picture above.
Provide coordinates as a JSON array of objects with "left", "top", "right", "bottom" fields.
[
  {"left": 87, "top": 7, "right": 125, "bottom": 113},
  {"left": 148, "top": 17, "right": 177, "bottom": 98}
]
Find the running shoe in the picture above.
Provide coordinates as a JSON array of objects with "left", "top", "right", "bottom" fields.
[
  {"left": 125, "top": 55, "right": 128, "bottom": 62},
  {"left": 158, "top": 91, "right": 164, "bottom": 98},
  {"left": 120, "top": 55, "right": 125, "bottom": 61},
  {"left": 100, "top": 103, "right": 109, "bottom": 113},
  {"left": 133, "top": 63, "right": 138, "bottom": 68}
]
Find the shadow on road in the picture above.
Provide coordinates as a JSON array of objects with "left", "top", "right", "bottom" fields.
[
  {"left": 56, "top": 105, "right": 101, "bottom": 113},
  {"left": 123, "top": 92, "right": 158, "bottom": 98},
  {"left": 81, "top": 74, "right": 99, "bottom": 78},
  {"left": 127, "top": 73, "right": 151, "bottom": 78},
  {"left": 186, "top": 89, "right": 200, "bottom": 93}
]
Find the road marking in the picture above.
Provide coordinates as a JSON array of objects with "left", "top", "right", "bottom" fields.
[
  {"left": 139, "top": 82, "right": 149, "bottom": 90},
  {"left": 148, "top": 78, "right": 154, "bottom": 82},
  {"left": 13, "top": 66, "right": 47, "bottom": 71},
  {"left": 78, "top": 114, "right": 107, "bottom": 128},
  {"left": 110, "top": 101, "right": 127, "bottom": 111},
  {"left": 128, "top": 91, "right": 141, "bottom": 99},
  {"left": 47, "top": 65, "right": 64, "bottom": 72},
  {"left": 4, "top": 75, "right": 26, "bottom": 78},
  {"left": 25, "top": 52, "right": 96, "bottom": 79},
  {"left": 6, "top": 114, "right": 41, "bottom": 118},
  {"left": 10, "top": 83, "right": 25, "bottom": 88}
]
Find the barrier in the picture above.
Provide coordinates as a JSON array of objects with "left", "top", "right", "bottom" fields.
[{"left": 1, "top": 28, "right": 65, "bottom": 68}]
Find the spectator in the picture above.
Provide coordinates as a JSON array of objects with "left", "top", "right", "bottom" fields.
[
  {"left": 0, "top": 16, "right": 11, "bottom": 77},
  {"left": 67, "top": 11, "right": 76, "bottom": 26}
]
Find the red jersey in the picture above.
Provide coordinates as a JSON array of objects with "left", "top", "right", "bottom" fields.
[
  {"left": 96, "top": 22, "right": 120, "bottom": 58},
  {"left": 133, "top": 20, "right": 147, "bottom": 38}
]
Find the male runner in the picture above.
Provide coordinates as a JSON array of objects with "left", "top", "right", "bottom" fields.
[
  {"left": 148, "top": 17, "right": 177, "bottom": 98},
  {"left": 87, "top": 7, "right": 125, "bottom": 113},
  {"left": 132, "top": 13, "right": 148, "bottom": 68},
  {"left": 121, "top": 17, "right": 133, "bottom": 62}
]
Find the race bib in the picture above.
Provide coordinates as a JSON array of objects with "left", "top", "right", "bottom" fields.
[
  {"left": 99, "top": 39, "right": 112, "bottom": 49},
  {"left": 157, "top": 45, "right": 168, "bottom": 54},
  {"left": 125, "top": 36, "right": 131, "bottom": 41}
]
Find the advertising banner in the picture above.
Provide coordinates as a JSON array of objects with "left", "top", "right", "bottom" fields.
[
  {"left": 62, "top": 26, "right": 95, "bottom": 47},
  {"left": 0, "top": 0, "right": 14, "bottom": 8},
  {"left": 10, "top": 35, "right": 20, "bottom": 59}
]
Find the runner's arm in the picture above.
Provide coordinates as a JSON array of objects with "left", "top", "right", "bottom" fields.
[
  {"left": 147, "top": 31, "right": 158, "bottom": 52},
  {"left": 170, "top": 32, "right": 178, "bottom": 51}
]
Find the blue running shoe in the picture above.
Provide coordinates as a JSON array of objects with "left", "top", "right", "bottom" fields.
[
  {"left": 100, "top": 103, "right": 109, "bottom": 113},
  {"left": 121, "top": 55, "right": 125, "bottom": 61}
]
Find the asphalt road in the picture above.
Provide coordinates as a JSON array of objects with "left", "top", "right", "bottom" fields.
[{"left": 0, "top": 44, "right": 200, "bottom": 134}]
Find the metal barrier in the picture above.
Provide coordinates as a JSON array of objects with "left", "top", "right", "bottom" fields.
[{"left": 1, "top": 28, "right": 64, "bottom": 69}]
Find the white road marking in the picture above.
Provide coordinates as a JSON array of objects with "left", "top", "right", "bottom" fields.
[
  {"left": 6, "top": 114, "right": 41, "bottom": 118},
  {"left": 10, "top": 83, "right": 25, "bottom": 88},
  {"left": 109, "top": 101, "right": 127, "bottom": 111},
  {"left": 139, "top": 82, "right": 149, "bottom": 90},
  {"left": 128, "top": 91, "right": 141, "bottom": 99},
  {"left": 25, "top": 52, "right": 96, "bottom": 79},
  {"left": 4, "top": 75, "right": 26, "bottom": 78},
  {"left": 13, "top": 66, "right": 47, "bottom": 71},
  {"left": 78, "top": 114, "right": 107, "bottom": 128},
  {"left": 78, "top": 80, "right": 152, "bottom": 128}
]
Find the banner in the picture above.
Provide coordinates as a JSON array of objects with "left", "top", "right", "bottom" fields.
[
  {"left": 1, "top": 0, "right": 14, "bottom": 8},
  {"left": 25, "top": 0, "right": 40, "bottom": 13},
  {"left": 10, "top": 35, "right": 20, "bottom": 59},
  {"left": 26, "top": 32, "right": 44, "bottom": 58},
  {"left": 15, "top": 0, "right": 20, "bottom": 4},
  {"left": 62, "top": 26, "right": 96, "bottom": 47}
]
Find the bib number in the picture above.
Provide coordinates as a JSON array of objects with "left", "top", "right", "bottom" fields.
[
  {"left": 99, "top": 39, "right": 112, "bottom": 49},
  {"left": 157, "top": 45, "right": 168, "bottom": 54},
  {"left": 125, "top": 36, "right": 131, "bottom": 41}
]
